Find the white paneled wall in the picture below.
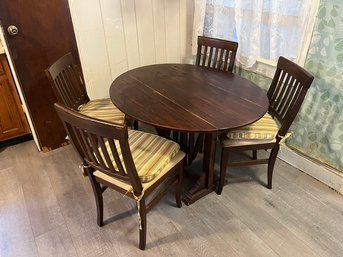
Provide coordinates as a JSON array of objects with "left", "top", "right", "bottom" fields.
[{"left": 68, "top": 0, "right": 194, "bottom": 99}]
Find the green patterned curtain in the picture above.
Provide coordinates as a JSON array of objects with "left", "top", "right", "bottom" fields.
[{"left": 287, "top": 0, "right": 343, "bottom": 172}]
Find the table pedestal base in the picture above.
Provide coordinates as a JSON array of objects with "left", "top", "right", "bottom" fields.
[
  {"left": 182, "top": 174, "right": 216, "bottom": 205},
  {"left": 182, "top": 133, "right": 217, "bottom": 205}
]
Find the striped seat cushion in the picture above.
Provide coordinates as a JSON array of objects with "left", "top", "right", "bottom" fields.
[
  {"left": 100, "top": 130, "right": 180, "bottom": 183},
  {"left": 226, "top": 113, "right": 279, "bottom": 140},
  {"left": 79, "top": 98, "right": 125, "bottom": 125}
]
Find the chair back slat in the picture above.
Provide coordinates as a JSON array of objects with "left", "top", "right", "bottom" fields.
[
  {"left": 80, "top": 130, "right": 98, "bottom": 165},
  {"left": 58, "top": 70, "right": 73, "bottom": 103},
  {"left": 45, "top": 53, "right": 90, "bottom": 110},
  {"left": 208, "top": 47, "right": 214, "bottom": 67},
  {"left": 269, "top": 70, "right": 285, "bottom": 102},
  {"left": 196, "top": 36, "right": 238, "bottom": 73},
  {"left": 213, "top": 48, "right": 220, "bottom": 68},
  {"left": 97, "top": 137, "right": 117, "bottom": 174},
  {"left": 279, "top": 81, "right": 300, "bottom": 119},
  {"left": 70, "top": 124, "right": 88, "bottom": 159},
  {"left": 217, "top": 48, "right": 224, "bottom": 69},
  {"left": 61, "top": 67, "right": 83, "bottom": 107},
  {"left": 223, "top": 50, "right": 230, "bottom": 71},
  {"left": 90, "top": 134, "right": 107, "bottom": 168},
  {"left": 55, "top": 103, "right": 143, "bottom": 193},
  {"left": 278, "top": 76, "right": 297, "bottom": 117},
  {"left": 56, "top": 75, "right": 73, "bottom": 107},
  {"left": 108, "top": 139, "right": 127, "bottom": 176},
  {"left": 272, "top": 72, "right": 292, "bottom": 114},
  {"left": 267, "top": 56, "right": 314, "bottom": 136},
  {"left": 201, "top": 45, "right": 208, "bottom": 66}
]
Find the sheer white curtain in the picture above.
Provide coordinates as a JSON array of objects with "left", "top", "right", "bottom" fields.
[{"left": 192, "top": 0, "right": 319, "bottom": 68}]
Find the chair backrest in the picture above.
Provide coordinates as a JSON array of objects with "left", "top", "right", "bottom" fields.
[
  {"left": 54, "top": 102, "right": 143, "bottom": 194},
  {"left": 267, "top": 56, "right": 314, "bottom": 137},
  {"left": 196, "top": 36, "right": 238, "bottom": 73},
  {"left": 45, "top": 53, "right": 90, "bottom": 110}
]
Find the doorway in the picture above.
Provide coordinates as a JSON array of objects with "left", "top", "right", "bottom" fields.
[{"left": 0, "top": 0, "right": 81, "bottom": 151}]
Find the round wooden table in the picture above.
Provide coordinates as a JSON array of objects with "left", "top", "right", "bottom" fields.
[{"left": 110, "top": 64, "right": 269, "bottom": 205}]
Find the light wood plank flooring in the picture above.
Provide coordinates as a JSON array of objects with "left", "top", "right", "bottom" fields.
[{"left": 1, "top": 139, "right": 343, "bottom": 257}]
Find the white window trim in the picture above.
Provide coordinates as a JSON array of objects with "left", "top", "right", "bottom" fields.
[
  {"left": 240, "top": 57, "right": 277, "bottom": 79},
  {"left": 296, "top": 0, "right": 320, "bottom": 66}
]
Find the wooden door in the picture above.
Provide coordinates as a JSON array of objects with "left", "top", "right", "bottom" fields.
[
  {"left": 0, "top": 0, "right": 80, "bottom": 150},
  {"left": 0, "top": 54, "right": 30, "bottom": 141}
]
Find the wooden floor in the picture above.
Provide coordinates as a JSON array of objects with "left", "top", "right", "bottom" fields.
[{"left": 1, "top": 139, "right": 343, "bottom": 257}]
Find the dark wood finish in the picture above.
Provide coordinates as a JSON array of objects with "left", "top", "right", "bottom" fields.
[
  {"left": 183, "top": 132, "right": 217, "bottom": 204},
  {"left": 0, "top": 54, "right": 30, "bottom": 141},
  {"left": 196, "top": 36, "right": 238, "bottom": 73},
  {"left": 45, "top": 52, "right": 137, "bottom": 129},
  {"left": 45, "top": 53, "right": 89, "bottom": 110},
  {"left": 54, "top": 103, "right": 184, "bottom": 250},
  {"left": 217, "top": 56, "right": 314, "bottom": 194},
  {"left": 0, "top": 0, "right": 80, "bottom": 150},
  {"left": 186, "top": 36, "right": 238, "bottom": 165},
  {"left": 110, "top": 64, "right": 269, "bottom": 205}
]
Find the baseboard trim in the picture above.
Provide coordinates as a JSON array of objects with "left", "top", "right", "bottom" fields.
[{"left": 278, "top": 144, "right": 343, "bottom": 195}]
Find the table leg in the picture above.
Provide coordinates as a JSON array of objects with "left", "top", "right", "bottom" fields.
[{"left": 182, "top": 132, "right": 217, "bottom": 205}]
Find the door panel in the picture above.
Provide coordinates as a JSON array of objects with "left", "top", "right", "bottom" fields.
[{"left": 0, "top": 0, "right": 81, "bottom": 150}]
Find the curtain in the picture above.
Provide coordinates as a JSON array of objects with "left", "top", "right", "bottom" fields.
[
  {"left": 287, "top": 1, "right": 343, "bottom": 172},
  {"left": 193, "top": 0, "right": 320, "bottom": 68}
]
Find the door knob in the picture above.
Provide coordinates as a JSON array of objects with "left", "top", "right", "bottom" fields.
[{"left": 7, "top": 25, "right": 19, "bottom": 36}]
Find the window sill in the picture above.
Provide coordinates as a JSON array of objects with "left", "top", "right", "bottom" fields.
[{"left": 249, "top": 57, "right": 277, "bottom": 78}]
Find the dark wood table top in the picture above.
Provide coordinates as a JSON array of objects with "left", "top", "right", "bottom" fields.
[
  {"left": 110, "top": 63, "right": 269, "bottom": 205},
  {"left": 110, "top": 64, "right": 268, "bottom": 133}
]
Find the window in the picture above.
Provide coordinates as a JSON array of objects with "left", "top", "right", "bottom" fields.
[{"left": 193, "top": 0, "right": 320, "bottom": 71}]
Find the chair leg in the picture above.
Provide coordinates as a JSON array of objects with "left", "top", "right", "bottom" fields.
[
  {"left": 187, "top": 133, "right": 195, "bottom": 165},
  {"left": 252, "top": 150, "right": 257, "bottom": 160},
  {"left": 179, "top": 133, "right": 188, "bottom": 165},
  {"left": 267, "top": 145, "right": 280, "bottom": 189},
  {"left": 133, "top": 120, "right": 139, "bottom": 130},
  {"left": 156, "top": 128, "right": 171, "bottom": 139},
  {"left": 198, "top": 134, "right": 204, "bottom": 153},
  {"left": 138, "top": 198, "right": 147, "bottom": 250},
  {"left": 175, "top": 163, "right": 183, "bottom": 208},
  {"left": 217, "top": 148, "right": 229, "bottom": 195},
  {"left": 172, "top": 131, "right": 179, "bottom": 142},
  {"left": 179, "top": 132, "right": 187, "bottom": 151},
  {"left": 87, "top": 172, "right": 104, "bottom": 227}
]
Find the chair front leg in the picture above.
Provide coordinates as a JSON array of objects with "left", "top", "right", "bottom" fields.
[
  {"left": 217, "top": 148, "right": 229, "bottom": 195},
  {"left": 87, "top": 171, "right": 104, "bottom": 227},
  {"left": 138, "top": 198, "right": 147, "bottom": 250},
  {"left": 133, "top": 120, "right": 139, "bottom": 130},
  {"left": 175, "top": 163, "right": 183, "bottom": 208},
  {"left": 252, "top": 150, "right": 257, "bottom": 160},
  {"left": 267, "top": 144, "right": 280, "bottom": 189},
  {"left": 156, "top": 128, "right": 171, "bottom": 139}
]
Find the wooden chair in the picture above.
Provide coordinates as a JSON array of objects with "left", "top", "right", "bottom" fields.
[
  {"left": 196, "top": 36, "right": 238, "bottom": 73},
  {"left": 46, "top": 53, "right": 136, "bottom": 127},
  {"left": 182, "top": 36, "right": 238, "bottom": 165},
  {"left": 217, "top": 56, "right": 314, "bottom": 194},
  {"left": 54, "top": 103, "right": 185, "bottom": 250}
]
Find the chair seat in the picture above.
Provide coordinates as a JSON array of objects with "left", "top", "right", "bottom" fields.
[
  {"left": 98, "top": 130, "right": 181, "bottom": 183},
  {"left": 227, "top": 113, "right": 279, "bottom": 140},
  {"left": 221, "top": 113, "right": 279, "bottom": 147},
  {"left": 94, "top": 151, "right": 185, "bottom": 193},
  {"left": 220, "top": 137, "right": 277, "bottom": 147},
  {"left": 79, "top": 98, "right": 125, "bottom": 125}
]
